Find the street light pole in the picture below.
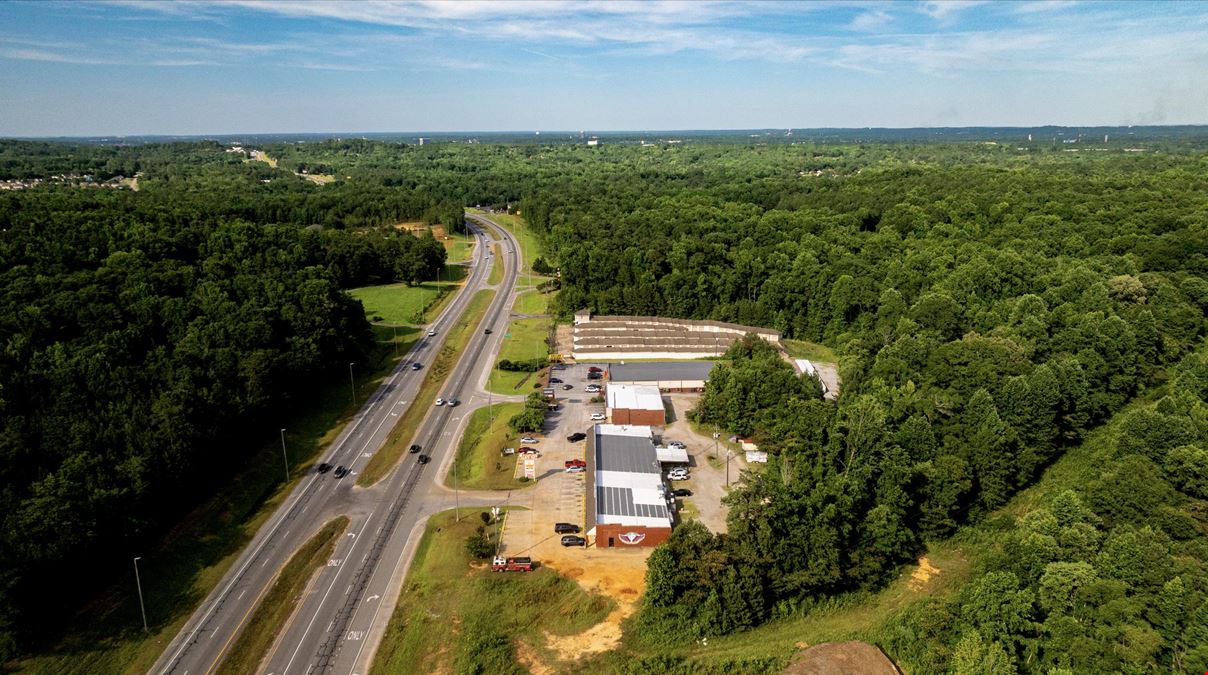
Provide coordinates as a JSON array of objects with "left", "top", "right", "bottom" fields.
[
  {"left": 348, "top": 362, "right": 355, "bottom": 404},
  {"left": 726, "top": 449, "right": 734, "bottom": 488},
  {"left": 133, "top": 557, "right": 148, "bottom": 633},
  {"left": 280, "top": 428, "right": 289, "bottom": 482}
]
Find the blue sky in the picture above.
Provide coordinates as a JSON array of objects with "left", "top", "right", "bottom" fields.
[{"left": 1, "top": 1, "right": 1206, "bottom": 135}]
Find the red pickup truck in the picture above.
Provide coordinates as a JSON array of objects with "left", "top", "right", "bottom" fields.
[
  {"left": 564, "top": 459, "right": 586, "bottom": 468},
  {"left": 491, "top": 556, "right": 534, "bottom": 572}
]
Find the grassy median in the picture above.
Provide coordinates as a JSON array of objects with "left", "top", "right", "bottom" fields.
[
  {"left": 214, "top": 516, "right": 349, "bottom": 675},
  {"left": 370, "top": 509, "right": 614, "bottom": 675},
  {"left": 448, "top": 403, "right": 527, "bottom": 490},
  {"left": 358, "top": 289, "right": 496, "bottom": 487},
  {"left": 488, "top": 243, "right": 504, "bottom": 285}
]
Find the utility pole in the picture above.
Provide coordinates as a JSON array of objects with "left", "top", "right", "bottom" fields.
[
  {"left": 133, "top": 557, "right": 148, "bottom": 633},
  {"left": 726, "top": 449, "right": 734, "bottom": 487},
  {"left": 280, "top": 428, "right": 289, "bottom": 482},
  {"left": 348, "top": 362, "right": 355, "bottom": 404}
]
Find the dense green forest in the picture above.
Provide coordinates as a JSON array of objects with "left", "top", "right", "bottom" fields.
[
  {"left": 2, "top": 135, "right": 1206, "bottom": 671},
  {"left": 0, "top": 142, "right": 452, "bottom": 659}
]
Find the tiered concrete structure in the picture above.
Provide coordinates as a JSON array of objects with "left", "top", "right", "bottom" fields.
[{"left": 572, "top": 312, "right": 780, "bottom": 360}]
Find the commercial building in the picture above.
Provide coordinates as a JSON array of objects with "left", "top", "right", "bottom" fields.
[
  {"left": 606, "top": 383, "right": 666, "bottom": 426},
  {"left": 607, "top": 361, "right": 717, "bottom": 393},
  {"left": 585, "top": 425, "right": 673, "bottom": 548},
  {"left": 571, "top": 312, "right": 780, "bottom": 360}
]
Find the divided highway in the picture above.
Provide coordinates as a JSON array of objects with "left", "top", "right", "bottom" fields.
[{"left": 153, "top": 213, "right": 523, "bottom": 675}]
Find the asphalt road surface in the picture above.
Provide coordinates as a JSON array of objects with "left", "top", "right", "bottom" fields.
[{"left": 153, "top": 212, "right": 524, "bottom": 675}]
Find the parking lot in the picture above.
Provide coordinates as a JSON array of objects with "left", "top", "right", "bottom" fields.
[{"left": 498, "top": 362, "right": 607, "bottom": 561}]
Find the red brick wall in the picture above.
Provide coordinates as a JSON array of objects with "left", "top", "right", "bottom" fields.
[
  {"left": 610, "top": 408, "right": 665, "bottom": 426},
  {"left": 594, "top": 523, "right": 672, "bottom": 548}
]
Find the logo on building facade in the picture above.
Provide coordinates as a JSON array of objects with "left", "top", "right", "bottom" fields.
[{"left": 619, "top": 531, "right": 645, "bottom": 545}]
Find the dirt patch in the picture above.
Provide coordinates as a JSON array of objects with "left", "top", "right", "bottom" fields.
[
  {"left": 908, "top": 555, "right": 939, "bottom": 591},
  {"left": 784, "top": 641, "right": 901, "bottom": 675},
  {"left": 540, "top": 552, "right": 649, "bottom": 661},
  {"left": 545, "top": 606, "right": 627, "bottom": 660},
  {"left": 515, "top": 639, "right": 554, "bottom": 675},
  {"left": 393, "top": 221, "right": 428, "bottom": 232}
]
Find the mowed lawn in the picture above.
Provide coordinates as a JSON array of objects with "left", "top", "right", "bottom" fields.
[
  {"left": 370, "top": 509, "right": 614, "bottom": 675},
  {"left": 512, "top": 289, "right": 550, "bottom": 315},
  {"left": 442, "top": 231, "right": 476, "bottom": 263},
  {"left": 449, "top": 403, "right": 527, "bottom": 490},
  {"left": 350, "top": 266, "right": 467, "bottom": 326},
  {"left": 486, "top": 318, "right": 550, "bottom": 394}
]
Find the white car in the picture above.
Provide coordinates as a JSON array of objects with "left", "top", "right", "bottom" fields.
[
  {"left": 435, "top": 398, "right": 445, "bottom": 406},
  {"left": 668, "top": 469, "right": 689, "bottom": 481},
  {"left": 585, "top": 386, "right": 601, "bottom": 393},
  {"left": 565, "top": 465, "right": 585, "bottom": 473},
  {"left": 427, "top": 329, "right": 437, "bottom": 336},
  {"left": 520, "top": 437, "right": 539, "bottom": 444},
  {"left": 590, "top": 413, "right": 606, "bottom": 421}
]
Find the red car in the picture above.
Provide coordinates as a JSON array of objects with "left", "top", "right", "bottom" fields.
[
  {"left": 588, "top": 366, "right": 603, "bottom": 372},
  {"left": 564, "top": 459, "right": 586, "bottom": 468},
  {"left": 518, "top": 446, "right": 539, "bottom": 455}
]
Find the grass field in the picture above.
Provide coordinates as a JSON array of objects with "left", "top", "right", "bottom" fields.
[
  {"left": 350, "top": 266, "right": 468, "bottom": 326},
  {"left": 782, "top": 339, "right": 838, "bottom": 363},
  {"left": 214, "top": 517, "right": 348, "bottom": 675},
  {"left": 370, "top": 509, "right": 615, "bottom": 675},
  {"left": 443, "top": 231, "right": 476, "bottom": 263},
  {"left": 486, "top": 317, "right": 550, "bottom": 395},
  {"left": 449, "top": 403, "right": 527, "bottom": 490},
  {"left": 358, "top": 289, "right": 495, "bottom": 487},
  {"left": 16, "top": 338, "right": 413, "bottom": 674},
  {"left": 512, "top": 289, "right": 549, "bottom": 315}
]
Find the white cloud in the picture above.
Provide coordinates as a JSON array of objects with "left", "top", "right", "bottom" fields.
[
  {"left": 919, "top": 1, "right": 989, "bottom": 21},
  {"left": 849, "top": 10, "right": 892, "bottom": 31}
]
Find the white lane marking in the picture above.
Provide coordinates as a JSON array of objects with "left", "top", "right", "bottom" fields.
[
  {"left": 238, "top": 590, "right": 246, "bottom": 600},
  {"left": 280, "top": 515, "right": 375, "bottom": 672}
]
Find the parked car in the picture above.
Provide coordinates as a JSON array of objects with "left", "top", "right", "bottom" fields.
[
  {"left": 668, "top": 469, "right": 689, "bottom": 481},
  {"left": 333, "top": 465, "right": 349, "bottom": 478},
  {"left": 561, "top": 535, "right": 587, "bottom": 547},
  {"left": 587, "top": 372, "right": 602, "bottom": 380},
  {"left": 672, "top": 488, "right": 693, "bottom": 497},
  {"left": 564, "top": 459, "right": 586, "bottom": 469},
  {"left": 549, "top": 377, "right": 563, "bottom": 383},
  {"left": 411, "top": 362, "right": 422, "bottom": 370},
  {"left": 520, "top": 437, "right": 539, "bottom": 444},
  {"left": 316, "top": 462, "right": 332, "bottom": 474},
  {"left": 435, "top": 398, "right": 444, "bottom": 406},
  {"left": 501, "top": 447, "right": 516, "bottom": 456},
  {"left": 554, "top": 522, "right": 581, "bottom": 533},
  {"left": 552, "top": 364, "right": 567, "bottom": 370},
  {"left": 565, "top": 465, "right": 585, "bottom": 473},
  {"left": 417, "top": 454, "right": 431, "bottom": 464},
  {"left": 518, "top": 446, "right": 539, "bottom": 455},
  {"left": 588, "top": 366, "right": 603, "bottom": 372},
  {"left": 590, "top": 412, "right": 606, "bottom": 421},
  {"left": 667, "top": 441, "right": 686, "bottom": 450},
  {"left": 409, "top": 444, "right": 422, "bottom": 454},
  {"left": 562, "top": 384, "right": 573, "bottom": 390},
  {"left": 585, "top": 385, "right": 601, "bottom": 393},
  {"left": 566, "top": 432, "right": 587, "bottom": 442}
]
